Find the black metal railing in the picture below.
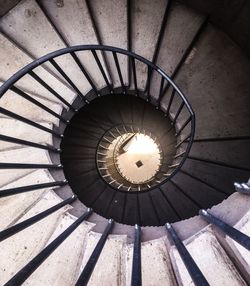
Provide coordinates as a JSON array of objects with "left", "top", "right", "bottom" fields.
[{"left": 0, "top": 45, "right": 195, "bottom": 191}]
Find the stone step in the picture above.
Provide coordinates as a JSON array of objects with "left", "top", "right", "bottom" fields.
[
  {"left": 0, "top": 0, "right": 94, "bottom": 96},
  {"left": 125, "top": 237, "right": 177, "bottom": 286},
  {"left": 37, "top": 0, "right": 107, "bottom": 90},
  {"left": 78, "top": 231, "right": 126, "bottom": 286},
  {"left": 170, "top": 227, "right": 247, "bottom": 285},
  {"left": 88, "top": 0, "right": 128, "bottom": 87},
  {"left": 0, "top": 89, "right": 63, "bottom": 125},
  {"left": 0, "top": 190, "right": 70, "bottom": 285},
  {"left": 0, "top": 169, "right": 55, "bottom": 229},
  {"left": 225, "top": 209, "right": 250, "bottom": 282},
  {"left": 0, "top": 118, "right": 53, "bottom": 151},
  {"left": 151, "top": 1, "right": 204, "bottom": 102},
  {"left": 24, "top": 212, "right": 94, "bottom": 286},
  {"left": 0, "top": 147, "right": 53, "bottom": 187},
  {"left": 131, "top": 0, "right": 167, "bottom": 90},
  {"left": 0, "top": 32, "right": 76, "bottom": 106}
]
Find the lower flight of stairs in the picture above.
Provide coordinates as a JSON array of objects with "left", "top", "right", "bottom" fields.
[
  {"left": 0, "top": 0, "right": 249, "bottom": 285},
  {"left": 0, "top": 164, "right": 249, "bottom": 285}
]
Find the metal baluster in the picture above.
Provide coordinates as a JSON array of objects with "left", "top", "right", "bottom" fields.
[
  {"left": 49, "top": 58, "right": 88, "bottom": 103},
  {"left": 4, "top": 209, "right": 93, "bottom": 286},
  {"left": 0, "top": 180, "right": 67, "bottom": 198},
  {"left": 0, "top": 107, "right": 62, "bottom": 138},
  {"left": 0, "top": 195, "right": 76, "bottom": 242},
  {"left": 0, "top": 163, "right": 62, "bottom": 169},
  {"left": 175, "top": 116, "right": 192, "bottom": 137},
  {"left": 234, "top": 182, "right": 250, "bottom": 195},
  {"left": 172, "top": 101, "right": 185, "bottom": 125},
  {"left": 176, "top": 133, "right": 191, "bottom": 148},
  {"left": 70, "top": 52, "right": 99, "bottom": 96},
  {"left": 131, "top": 57, "right": 138, "bottom": 96},
  {"left": 200, "top": 210, "right": 250, "bottom": 250},
  {"left": 112, "top": 52, "right": 126, "bottom": 93},
  {"left": 131, "top": 224, "right": 142, "bottom": 286},
  {"left": 28, "top": 71, "right": 76, "bottom": 111},
  {"left": 0, "top": 134, "right": 60, "bottom": 153},
  {"left": 91, "top": 50, "right": 113, "bottom": 93},
  {"left": 166, "top": 223, "right": 209, "bottom": 286},
  {"left": 75, "top": 219, "right": 114, "bottom": 285},
  {"left": 10, "top": 86, "right": 68, "bottom": 124},
  {"left": 165, "top": 88, "right": 175, "bottom": 115}
]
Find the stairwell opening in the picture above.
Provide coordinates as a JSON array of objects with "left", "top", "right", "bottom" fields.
[{"left": 60, "top": 93, "right": 179, "bottom": 225}]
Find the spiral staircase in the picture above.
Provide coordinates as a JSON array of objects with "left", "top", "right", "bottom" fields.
[{"left": 0, "top": 0, "right": 249, "bottom": 285}]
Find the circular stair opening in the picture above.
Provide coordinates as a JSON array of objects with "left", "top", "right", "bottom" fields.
[
  {"left": 60, "top": 93, "right": 184, "bottom": 225},
  {"left": 97, "top": 127, "right": 163, "bottom": 190}
]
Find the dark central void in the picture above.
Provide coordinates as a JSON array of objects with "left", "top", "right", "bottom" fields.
[{"left": 61, "top": 94, "right": 180, "bottom": 226}]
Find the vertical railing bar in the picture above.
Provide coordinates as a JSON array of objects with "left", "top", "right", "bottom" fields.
[
  {"left": 175, "top": 116, "right": 192, "bottom": 136},
  {"left": 75, "top": 219, "right": 114, "bottom": 285},
  {"left": 0, "top": 180, "right": 67, "bottom": 197},
  {"left": 0, "top": 162, "right": 62, "bottom": 169},
  {"left": 85, "top": 0, "right": 114, "bottom": 86},
  {"left": 144, "top": 67, "right": 152, "bottom": 101},
  {"left": 70, "top": 52, "right": 99, "bottom": 96},
  {"left": 165, "top": 88, "right": 176, "bottom": 115},
  {"left": 0, "top": 134, "right": 60, "bottom": 153},
  {"left": 10, "top": 86, "right": 68, "bottom": 124},
  {"left": 158, "top": 76, "right": 165, "bottom": 106},
  {"left": 131, "top": 57, "right": 138, "bottom": 96},
  {"left": 200, "top": 210, "right": 250, "bottom": 250},
  {"left": 176, "top": 134, "right": 191, "bottom": 148},
  {"left": 234, "top": 182, "right": 250, "bottom": 195},
  {"left": 0, "top": 195, "right": 76, "bottom": 242},
  {"left": 91, "top": 50, "right": 113, "bottom": 92},
  {"left": 0, "top": 107, "right": 62, "bottom": 138},
  {"left": 127, "top": 0, "right": 132, "bottom": 88},
  {"left": 172, "top": 101, "right": 185, "bottom": 125},
  {"left": 166, "top": 223, "right": 209, "bottom": 286},
  {"left": 152, "top": 0, "right": 172, "bottom": 65},
  {"left": 112, "top": 52, "right": 126, "bottom": 93},
  {"left": 49, "top": 58, "right": 88, "bottom": 103},
  {"left": 144, "top": 0, "right": 172, "bottom": 94},
  {"left": 4, "top": 209, "right": 93, "bottom": 286},
  {"left": 37, "top": 0, "right": 100, "bottom": 97},
  {"left": 131, "top": 224, "right": 142, "bottom": 286},
  {"left": 28, "top": 70, "right": 76, "bottom": 111}
]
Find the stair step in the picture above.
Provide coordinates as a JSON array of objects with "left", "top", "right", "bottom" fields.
[
  {"left": 0, "top": 191, "right": 70, "bottom": 285},
  {"left": 170, "top": 227, "right": 246, "bottom": 285},
  {"left": 39, "top": 0, "right": 107, "bottom": 90},
  {"left": 173, "top": 24, "right": 250, "bottom": 139},
  {"left": 0, "top": 32, "right": 76, "bottom": 106},
  {"left": 155, "top": 1, "right": 204, "bottom": 76},
  {"left": 225, "top": 210, "right": 250, "bottom": 281},
  {"left": 0, "top": 90, "right": 63, "bottom": 125},
  {"left": 24, "top": 212, "right": 94, "bottom": 286},
  {"left": 0, "top": 147, "right": 53, "bottom": 187},
  {"left": 0, "top": 169, "right": 55, "bottom": 229},
  {"left": 0, "top": 0, "right": 92, "bottom": 96},
  {"left": 125, "top": 237, "right": 176, "bottom": 286},
  {"left": 131, "top": 0, "right": 167, "bottom": 89},
  {"left": 79, "top": 232, "right": 126, "bottom": 286},
  {"left": 88, "top": 0, "right": 128, "bottom": 87},
  {"left": 0, "top": 118, "right": 53, "bottom": 150}
]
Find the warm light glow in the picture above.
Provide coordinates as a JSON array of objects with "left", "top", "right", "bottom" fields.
[{"left": 123, "top": 134, "right": 159, "bottom": 154}]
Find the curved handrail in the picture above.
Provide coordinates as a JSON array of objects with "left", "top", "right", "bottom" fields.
[{"left": 0, "top": 45, "right": 195, "bottom": 190}]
